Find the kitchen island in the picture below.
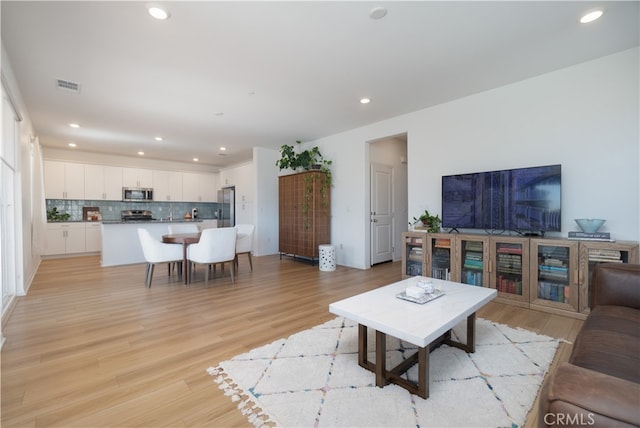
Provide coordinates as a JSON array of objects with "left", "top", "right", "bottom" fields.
[{"left": 101, "top": 219, "right": 204, "bottom": 267}]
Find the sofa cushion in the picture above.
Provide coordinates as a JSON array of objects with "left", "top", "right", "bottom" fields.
[
  {"left": 542, "top": 363, "right": 640, "bottom": 427},
  {"left": 592, "top": 263, "right": 640, "bottom": 309},
  {"left": 570, "top": 305, "right": 640, "bottom": 383}
]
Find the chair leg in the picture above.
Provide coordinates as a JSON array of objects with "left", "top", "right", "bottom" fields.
[
  {"left": 147, "top": 263, "right": 155, "bottom": 288},
  {"left": 248, "top": 253, "right": 253, "bottom": 272},
  {"left": 145, "top": 263, "right": 151, "bottom": 287},
  {"left": 230, "top": 261, "right": 235, "bottom": 284},
  {"left": 204, "top": 264, "right": 209, "bottom": 284}
]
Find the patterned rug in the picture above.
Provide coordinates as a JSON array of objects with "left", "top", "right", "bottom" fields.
[{"left": 208, "top": 317, "right": 559, "bottom": 427}]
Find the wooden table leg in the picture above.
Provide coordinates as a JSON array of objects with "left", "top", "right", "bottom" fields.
[
  {"left": 375, "top": 330, "right": 387, "bottom": 388},
  {"left": 183, "top": 244, "right": 189, "bottom": 284},
  {"left": 466, "top": 312, "right": 476, "bottom": 353}
]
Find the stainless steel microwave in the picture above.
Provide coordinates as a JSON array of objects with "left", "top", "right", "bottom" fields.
[{"left": 122, "top": 187, "right": 153, "bottom": 201}]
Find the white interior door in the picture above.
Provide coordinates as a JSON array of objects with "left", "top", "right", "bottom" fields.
[{"left": 370, "top": 163, "right": 393, "bottom": 265}]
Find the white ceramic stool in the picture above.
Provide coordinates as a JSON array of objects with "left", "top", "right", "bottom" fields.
[{"left": 318, "top": 244, "right": 336, "bottom": 272}]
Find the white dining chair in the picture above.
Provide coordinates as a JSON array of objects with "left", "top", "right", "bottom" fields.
[
  {"left": 168, "top": 223, "right": 199, "bottom": 234},
  {"left": 187, "top": 227, "right": 237, "bottom": 284},
  {"left": 137, "top": 228, "right": 183, "bottom": 287},
  {"left": 235, "top": 224, "right": 255, "bottom": 272}
]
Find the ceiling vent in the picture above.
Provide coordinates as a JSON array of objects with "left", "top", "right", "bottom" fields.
[{"left": 56, "top": 79, "right": 81, "bottom": 93}]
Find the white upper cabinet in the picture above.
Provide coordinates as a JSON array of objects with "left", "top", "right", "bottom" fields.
[
  {"left": 44, "top": 160, "right": 85, "bottom": 199},
  {"left": 123, "top": 167, "right": 153, "bottom": 188},
  {"left": 85, "top": 164, "right": 123, "bottom": 200},
  {"left": 152, "top": 170, "right": 183, "bottom": 201},
  {"left": 182, "top": 172, "right": 217, "bottom": 202}
]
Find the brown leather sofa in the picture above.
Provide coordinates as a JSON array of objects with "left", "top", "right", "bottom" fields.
[{"left": 538, "top": 263, "right": 640, "bottom": 427}]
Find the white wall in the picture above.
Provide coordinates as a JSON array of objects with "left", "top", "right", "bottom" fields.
[
  {"left": 1, "top": 43, "right": 43, "bottom": 302},
  {"left": 312, "top": 47, "right": 639, "bottom": 269},
  {"left": 253, "top": 146, "right": 279, "bottom": 256}
]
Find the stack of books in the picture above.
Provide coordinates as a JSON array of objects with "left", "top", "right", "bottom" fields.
[
  {"left": 588, "top": 248, "right": 622, "bottom": 263},
  {"left": 568, "top": 231, "right": 614, "bottom": 242}
]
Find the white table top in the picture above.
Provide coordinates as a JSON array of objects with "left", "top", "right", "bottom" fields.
[{"left": 329, "top": 276, "right": 497, "bottom": 348}]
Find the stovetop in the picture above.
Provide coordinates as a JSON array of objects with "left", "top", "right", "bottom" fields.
[{"left": 121, "top": 209, "right": 153, "bottom": 221}]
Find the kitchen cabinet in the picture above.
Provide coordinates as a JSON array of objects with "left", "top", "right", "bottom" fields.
[
  {"left": 44, "top": 160, "right": 85, "bottom": 199},
  {"left": 45, "top": 222, "right": 86, "bottom": 255},
  {"left": 85, "top": 222, "right": 102, "bottom": 252},
  {"left": 84, "top": 164, "right": 123, "bottom": 200},
  {"left": 152, "top": 170, "right": 183, "bottom": 201},
  {"left": 182, "top": 172, "right": 217, "bottom": 202},
  {"left": 199, "top": 220, "right": 218, "bottom": 230},
  {"left": 123, "top": 167, "right": 153, "bottom": 188}
]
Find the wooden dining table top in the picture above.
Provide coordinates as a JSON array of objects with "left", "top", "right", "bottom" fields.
[{"left": 161, "top": 232, "right": 201, "bottom": 244}]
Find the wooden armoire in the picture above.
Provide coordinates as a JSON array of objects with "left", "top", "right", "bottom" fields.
[{"left": 279, "top": 171, "right": 331, "bottom": 261}]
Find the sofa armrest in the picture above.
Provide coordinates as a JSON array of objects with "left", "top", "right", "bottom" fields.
[
  {"left": 592, "top": 263, "right": 640, "bottom": 310},
  {"left": 539, "top": 363, "right": 640, "bottom": 427}
]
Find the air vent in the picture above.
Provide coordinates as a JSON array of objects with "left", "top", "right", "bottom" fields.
[{"left": 56, "top": 79, "right": 81, "bottom": 93}]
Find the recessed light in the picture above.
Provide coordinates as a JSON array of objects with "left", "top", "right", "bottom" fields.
[
  {"left": 580, "top": 9, "right": 604, "bottom": 24},
  {"left": 360, "top": 98, "right": 371, "bottom": 104},
  {"left": 148, "top": 6, "right": 170, "bottom": 20},
  {"left": 69, "top": 123, "right": 80, "bottom": 128},
  {"left": 68, "top": 142, "right": 77, "bottom": 148},
  {"left": 219, "top": 147, "right": 227, "bottom": 151},
  {"left": 369, "top": 6, "right": 387, "bottom": 20},
  {"left": 138, "top": 151, "right": 144, "bottom": 156},
  {"left": 154, "top": 136, "right": 163, "bottom": 141},
  {"left": 193, "top": 157, "right": 199, "bottom": 162}
]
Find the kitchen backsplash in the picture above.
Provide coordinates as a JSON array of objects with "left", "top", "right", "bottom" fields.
[{"left": 46, "top": 199, "right": 219, "bottom": 222}]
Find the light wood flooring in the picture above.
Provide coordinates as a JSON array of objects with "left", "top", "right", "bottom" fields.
[{"left": 1, "top": 255, "right": 583, "bottom": 427}]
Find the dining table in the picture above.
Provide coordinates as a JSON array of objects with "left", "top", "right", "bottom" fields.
[{"left": 162, "top": 232, "right": 201, "bottom": 284}]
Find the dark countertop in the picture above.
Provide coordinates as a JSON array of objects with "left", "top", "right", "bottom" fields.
[{"left": 101, "top": 219, "right": 206, "bottom": 225}]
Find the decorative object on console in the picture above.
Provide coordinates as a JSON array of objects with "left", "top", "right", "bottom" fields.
[
  {"left": 412, "top": 209, "right": 441, "bottom": 233},
  {"left": 574, "top": 218, "right": 605, "bottom": 233}
]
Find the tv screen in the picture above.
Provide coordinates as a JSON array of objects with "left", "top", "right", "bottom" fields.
[{"left": 442, "top": 165, "right": 561, "bottom": 233}]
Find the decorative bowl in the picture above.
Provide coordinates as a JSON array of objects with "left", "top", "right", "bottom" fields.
[{"left": 575, "top": 218, "right": 605, "bottom": 233}]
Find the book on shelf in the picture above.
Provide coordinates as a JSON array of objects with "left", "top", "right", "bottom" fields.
[
  {"left": 496, "top": 246, "right": 523, "bottom": 254},
  {"left": 568, "top": 231, "right": 615, "bottom": 242},
  {"left": 433, "top": 239, "right": 451, "bottom": 249},
  {"left": 568, "top": 231, "right": 610, "bottom": 239}
]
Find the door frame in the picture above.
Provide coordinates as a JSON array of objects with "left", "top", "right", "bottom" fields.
[{"left": 365, "top": 133, "right": 408, "bottom": 268}]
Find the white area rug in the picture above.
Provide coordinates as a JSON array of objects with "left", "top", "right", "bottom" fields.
[{"left": 208, "top": 317, "right": 559, "bottom": 427}]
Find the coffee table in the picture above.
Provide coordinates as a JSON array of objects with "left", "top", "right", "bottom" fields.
[{"left": 329, "top": 276, "right": 497, "bottom": 399}]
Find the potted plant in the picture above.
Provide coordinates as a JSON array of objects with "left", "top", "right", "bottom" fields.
[
  {"left": 277, "top": 141, "right": 333, "bottom": 229},
  {"left": 276, "top": 140, "right": 332, "bottom": 173},
  {"left": 412, "top": 209, "right": 441, "bottom": 233}
]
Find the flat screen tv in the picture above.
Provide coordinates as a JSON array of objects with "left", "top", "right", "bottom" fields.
[{"left": 441, "top": 164, "right": 561, "bottom": 233}]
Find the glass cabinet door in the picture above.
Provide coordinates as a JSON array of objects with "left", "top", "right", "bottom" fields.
[
  {"left": 427, "top": 234, "right": 453, "bottom": 280},
  {"left": 454, "top": 235, "right": 489, "bottom": 287},
  {"left": 490, "top": 237, "right": 530, "bottom": 305},
  {"left": 530, "top": 240, "right": 579, "bottom": 312},
  {"left": 402, "top": 232, "right": 427, "bottom": 278},
  {"left": 578, "top": 241, "right": 639, "bottom": 314}
]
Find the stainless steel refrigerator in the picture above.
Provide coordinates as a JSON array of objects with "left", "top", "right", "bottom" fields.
[{"left": 217, "top": 186, "right": 235, "bottom": 227}]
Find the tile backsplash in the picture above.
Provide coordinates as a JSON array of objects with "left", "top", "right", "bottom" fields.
[{"left": 46, "top": 199, "right": 219, "bottom": 222}]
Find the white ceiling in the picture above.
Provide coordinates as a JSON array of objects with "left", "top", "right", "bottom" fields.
[{"left": 2, "top": 1, "right": 638, "bottom": 168}]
